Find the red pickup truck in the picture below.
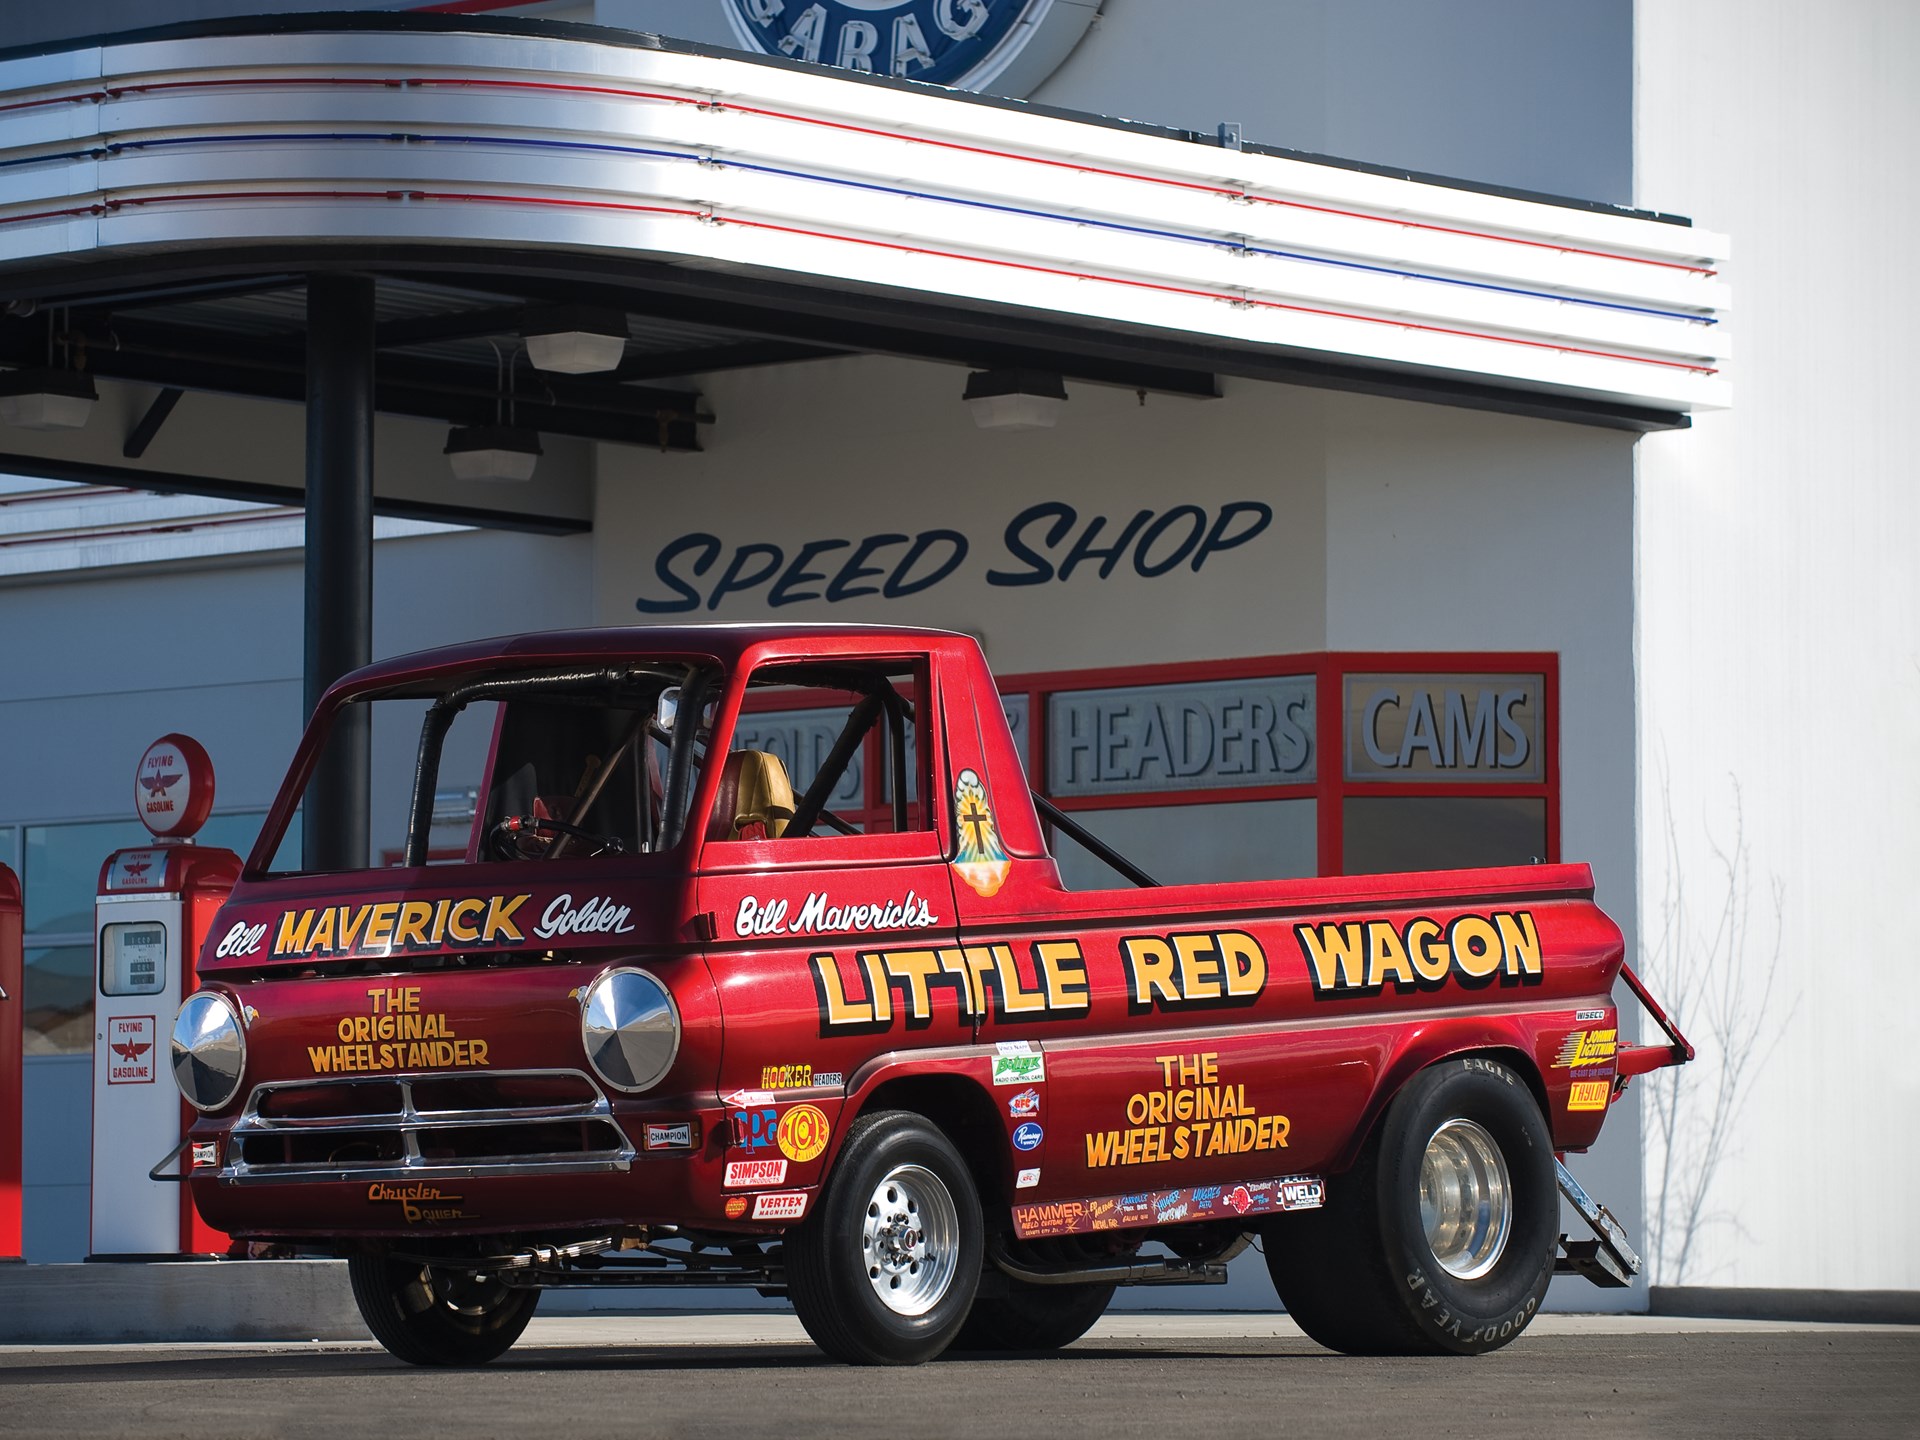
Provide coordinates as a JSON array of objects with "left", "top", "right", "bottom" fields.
[{"left": 171, "top": 624, "right": 1686, "bottom": 1365}]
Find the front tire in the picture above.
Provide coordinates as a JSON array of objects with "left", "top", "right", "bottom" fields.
[
  {"left": 1265, "top": 1057, "right": 1556, "bottom": 1356},
  {"left": 786, "top": 1110, "right": 984, "bottom": 1365},
  {"left": 348, "top": 1255, "right": 539, "bottom": 1366},
  {"left": 952, "top": 1278, "right": 1116, "bottom": 1352}
]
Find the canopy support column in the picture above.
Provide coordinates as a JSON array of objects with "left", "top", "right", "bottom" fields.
[{"left": 301, "top": 273, "right": 375, "bottom": 872}]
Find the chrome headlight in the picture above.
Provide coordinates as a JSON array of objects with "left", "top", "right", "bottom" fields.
[
  {"left": 171, "top": 990, "right": 246, "bottom": 1112},
  {"left": 581, "top": 967, "right": 679, "bottom": 1093}
]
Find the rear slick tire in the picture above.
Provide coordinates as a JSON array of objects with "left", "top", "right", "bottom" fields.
[
  {"left": 348, "top": 1255, "right": 539, "bottom": 1367},
  {"left": 1265, "top": 1057, "right": 1556, "bottom": 1356},
  {"left": 786, "top": 1110, "right": 984, "bottom": 1366}
]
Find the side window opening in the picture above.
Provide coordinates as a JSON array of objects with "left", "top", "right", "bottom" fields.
[{"left": 716, "top": 662, "right": 929, "bottom": 843}]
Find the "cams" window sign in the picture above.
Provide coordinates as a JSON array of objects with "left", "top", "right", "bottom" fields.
[{"left": 1343, "top": 674, "right": 1543, "bottom": 783}]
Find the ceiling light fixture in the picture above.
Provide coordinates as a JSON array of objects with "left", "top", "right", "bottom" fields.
[
  {"left": 0, "top": 366, "right": 98, "bottom": 430},
  {"left": 522, "top": 306, "right": 629, "bottom": 375},
  {"left": 447, "top": 341, "right": 541, "bottom": 481},
  {"left": 962, "top": 369, "right": 1067, "bottom": 430},
  {"left": 444, "top": 424, "right": 542, "bottom": 483}
]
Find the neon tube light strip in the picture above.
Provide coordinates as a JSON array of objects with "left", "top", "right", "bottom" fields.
[
  {"left": 0, "top": 186, "right": 1717, "bottom": 374},
  {"left": 27, "top": 128, "right": 1712, "bottom": 327},
  {"left": 1, "top": 73, "right": 1719, "bottom": 276}
]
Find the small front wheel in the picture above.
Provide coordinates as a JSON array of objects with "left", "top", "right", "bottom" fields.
[
  {"left": 952, "top": 1278, "right": 1116, "bottom": 1352},
  {"left": 785, "top": 1110, "right": 984, "bottom": 1365},
  {"left": 1265, "top": 1056, "right": 1557, "bottom": 1356},
  {"left": 348, "top": 1255, "right": 539, "bottom": 1366}
]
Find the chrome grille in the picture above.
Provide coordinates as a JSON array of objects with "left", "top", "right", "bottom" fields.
[{"left": 222, "top": 1068, "right": 634, "bottom": 1184}]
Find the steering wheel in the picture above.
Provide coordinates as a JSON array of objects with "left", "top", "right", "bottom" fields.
[{"left": 488, "top": 814, "right": 626, "bottom": 861}]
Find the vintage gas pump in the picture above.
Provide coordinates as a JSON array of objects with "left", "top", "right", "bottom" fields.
[
  {"left": 1, "top": 862, "right": 21, "bottom": 1262},
  {"left": 91, "top": 735, "right": 241, "bottom": 1258}
]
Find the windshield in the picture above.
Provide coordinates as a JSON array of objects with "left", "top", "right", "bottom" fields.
[{"left": 254, "top": 663, "right": 718, "bottom": 873}]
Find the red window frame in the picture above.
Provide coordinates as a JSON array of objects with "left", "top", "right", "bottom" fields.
[{"left": 994, "top": 651, "right": 1559, "bottom": 877}]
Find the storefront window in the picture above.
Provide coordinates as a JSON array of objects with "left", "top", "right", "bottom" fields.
[
  {"left": 1004, "top": 652, "right": 1556, "bottom": 888},
  {"left": 1053, "top": 800, "right": 1316, "bottom": 890},
  {"left": 1342, "top": 796, "right": 1548, "bottom": 875},
  {"left": 17, "top": 812, "right": 265, "bottom": 1055}
]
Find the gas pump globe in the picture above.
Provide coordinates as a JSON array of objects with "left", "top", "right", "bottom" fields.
[{"left": 91, "top": 735, "right": 240, "bottom": 1257}]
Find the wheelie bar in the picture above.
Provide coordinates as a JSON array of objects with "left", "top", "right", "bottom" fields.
[{"left": 1553, "top": 1159, "right": 1643, "bottom": 1288}]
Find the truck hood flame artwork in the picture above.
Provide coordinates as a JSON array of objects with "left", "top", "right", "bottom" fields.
[{"left": 164, "top": 624, "right": 1687, "bottom": 1368}]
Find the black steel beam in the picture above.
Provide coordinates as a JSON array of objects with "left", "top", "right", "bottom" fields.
[
  {"left": 0, "top": 451, "right": 590, "bottom": 535},
  {"left": 612, "top": 340, "right": 844, "bottom": 383},
  {"left": 375, "top": 304, "right": 526, "bottom": 351},
  {"left": 121, "top": 387, "right": 181, "bottom": 460},
  {"left": 0, "top": 243, "right": 1685, "bottom": 430},
  {"left": 302, "top": 273, "right": 374, "bottom": 874},
  {"left": 0, "top": 316, "right": 708, "bottom": 451}
]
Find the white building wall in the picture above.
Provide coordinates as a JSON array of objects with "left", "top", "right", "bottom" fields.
[{"left": 1635, "top": 0, "right": 1920, "bottom": 1291}]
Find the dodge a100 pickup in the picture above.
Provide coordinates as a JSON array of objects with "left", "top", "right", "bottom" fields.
[{"left": 169, "top": 625, "right": 1687, "bottom": 1365}]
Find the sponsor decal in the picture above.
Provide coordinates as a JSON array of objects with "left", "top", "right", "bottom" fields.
[
  {"left": 214, "top": 920, "right": 266, "bottom": 958},
  {"left": 812, "top": 940, "right": 1088, "bottom": 1034},
  {"left": 1295, "top": 910, "right": 1543, "bottom": 996},
  {"left": 105, "top": 1016, "right": 156, "bottom": 1084},
  {"left": 1568, "top": 1081, "right": 1611, "bottom": 1112},
  {"left": 760, "top": 1064, "right": 814, "bottom": 1089},
  {"left": 1575, "top": 1008, "right": 1608, "bottom": 1023},
  {"left": 724, "top": 1158, "right": 789, "bottom": 1189},
  {"left": 190, "top": 1140, "right": 219, "bottom": 1168},
  {"left": 736, "top": 890, "right": 937, "bottom": 938},
  {"left": 996, "top": 1040, "right": 1034, "bottom": 1056},
  {"left": 1015, "top": 1167, "right": 1040, "bottom": 1189},
  {"left": 752, "top": 1191, "right": 809, "bottom": 1222},
  {"left": 952, "top": 768, "right": 1011, "bottom": 898},
  {"left": 532, "top": 893, "right": 635, "bottom": 941},
  {"left": 1014, "top": 1173, "right": 1325, "bottom": 1239},
  {"left": 1012, "top": 1122, "right": 1043, "bottom": 1151},
  {"left": 1554, "top": 1029, "right": 1617, "bottom": 1069},
  {"left": 1120, "top": 930, "right": 1268, "bottom": 1014},
  {"left": 724, "top": 1196, "right": 750, "bottom": 1219},
  {"left": 1008, "top": 1088, "right": 1040, "bottom": 1118},
  {"left": 992, "top": 1053, "right": 1045, "bottom": 1086},
  {"left": 367, "top": 1181, "right": 467, "bottom": 1225},
  {"left": 1011, "top": 1200, "right": 1086, "bottom": 1239},
  {"left": 732, "top": 1106, "right": 780, "bottom": 1151},
  {"left": 644, "top": 1122, "right": 694, "bottom": 1151},
  {"left": 274, "top": 894, "right": 532, "bottom": 960},
  {"left": 1084, "top": 1052, "right": 1289, "bottom": 1169},
  {"left": 307, "top": 986, "right": 490, "bottom": 1074},
  {"left": 723, "top": 1088, "right": 777, "bottom": 1108},
  {"left": 776, "top": 1104, "right": 832, "bottom": 1163},
  {"left": 754, "top": 1065, "right": 845, "bottom": 1091}
]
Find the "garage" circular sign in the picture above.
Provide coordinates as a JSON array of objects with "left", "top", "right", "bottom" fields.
[{"left": 721, "top": 0, "right": 1098, "bottom": 95}]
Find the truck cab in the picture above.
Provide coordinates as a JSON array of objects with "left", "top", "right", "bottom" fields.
[{"left": 173, "top": 624, "right": 1682, "bottom": 1365}]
